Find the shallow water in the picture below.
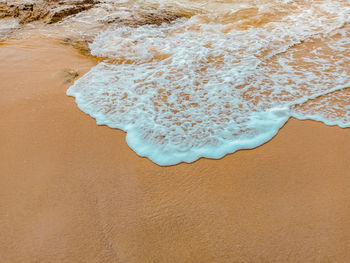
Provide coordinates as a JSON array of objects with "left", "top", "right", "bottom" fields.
[{"left": 62, "top": 0, "right": 350, "bottom": 165}]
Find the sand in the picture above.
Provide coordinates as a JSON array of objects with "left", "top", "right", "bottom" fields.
[{"left": 1, "top": 37, "right": 350, "bottom": 263}]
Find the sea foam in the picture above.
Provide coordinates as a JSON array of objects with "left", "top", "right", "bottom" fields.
[{"left": 67, "top": 0, "right": 350, "bottom": 165}]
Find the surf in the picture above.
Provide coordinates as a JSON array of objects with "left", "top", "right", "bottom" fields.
[{"left": 66, "top": 0, "right": 350, "bottom": 165}]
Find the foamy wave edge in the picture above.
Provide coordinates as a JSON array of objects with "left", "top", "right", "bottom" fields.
[
  {"left": 66, "top": 0, "right": 350, "bottom": 165},
  {"left": 67, "top": 81, "right": 290, "bottom": 165}
]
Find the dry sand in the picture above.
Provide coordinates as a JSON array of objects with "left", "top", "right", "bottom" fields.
[{"left": 1, "top": 37, "right": 350, "bottom": 263}]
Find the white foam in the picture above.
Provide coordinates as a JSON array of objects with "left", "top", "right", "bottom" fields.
[
  {"left": 292, "top": 88, "right": 350, "bottom": 128},
  {"left": 67, "top": 0, "right": 350, "bottom": 165}
]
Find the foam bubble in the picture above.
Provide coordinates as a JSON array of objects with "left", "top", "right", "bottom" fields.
[{"left": 67, "top": 0, "right": 350, "bottom": 165}]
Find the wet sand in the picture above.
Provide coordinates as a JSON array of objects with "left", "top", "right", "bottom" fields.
[{"left": 1, "top": 37, "right": 350, "bottom": 263}]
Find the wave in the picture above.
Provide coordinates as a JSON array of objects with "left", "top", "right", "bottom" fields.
[{"left": 66, "top": 0, "right": 350, "bottom": 165}]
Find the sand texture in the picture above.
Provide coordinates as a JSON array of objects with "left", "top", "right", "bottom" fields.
[{"left": 1, "top": 37, "right": 350, "bottom": 262}]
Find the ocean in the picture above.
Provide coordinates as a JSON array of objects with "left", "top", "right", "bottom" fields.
[{"left": 61, "top": 0, "right": 350, "bottom": 165}]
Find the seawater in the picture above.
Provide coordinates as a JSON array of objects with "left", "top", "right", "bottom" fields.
[{"left": 66, "top": 0, "right": 350, "bottom": 165}]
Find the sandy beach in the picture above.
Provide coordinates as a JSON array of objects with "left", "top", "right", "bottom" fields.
[{"left": 1, "top": 36, "right": 350, "bottom": 262}]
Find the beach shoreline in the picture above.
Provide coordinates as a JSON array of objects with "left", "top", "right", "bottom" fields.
[{"left": 1, "top": 36, "right": 350, "bottom": 262}]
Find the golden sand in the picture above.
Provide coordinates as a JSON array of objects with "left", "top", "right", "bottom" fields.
[{"left": 1, "top": 37, "right": 350, "bottom": 262}]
